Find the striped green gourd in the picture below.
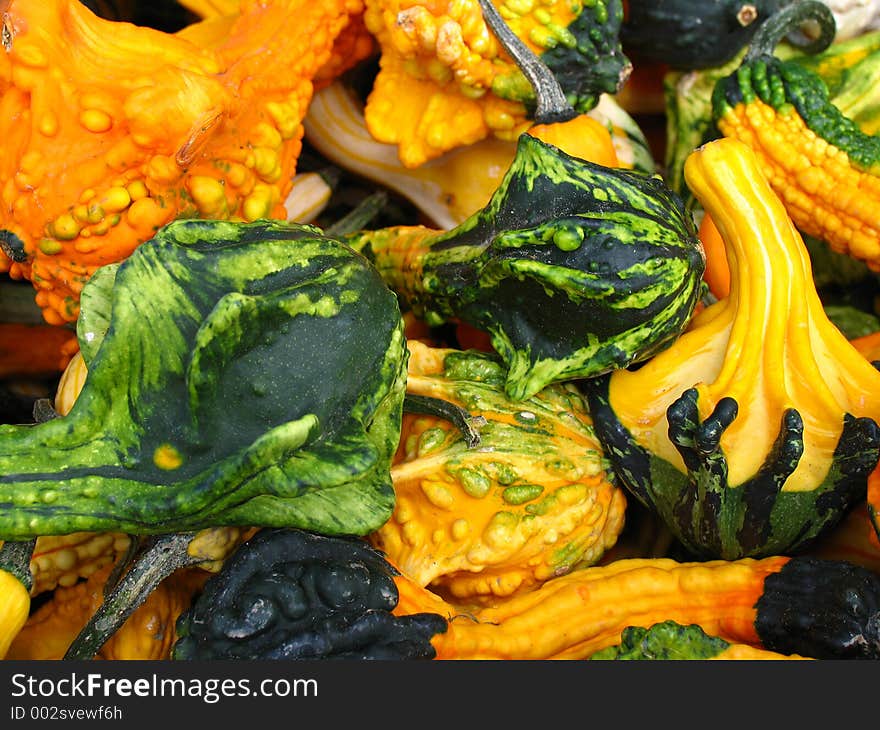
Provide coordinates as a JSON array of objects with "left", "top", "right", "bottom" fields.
[
  {"left": 347, "top": 134, "right": 706, "bottom": 401},
  {"left": 0, "top": 219, "right": 407, "bottom": 539}
]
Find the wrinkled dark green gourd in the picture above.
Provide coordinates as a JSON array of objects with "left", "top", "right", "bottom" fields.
[
  {"left": 755, "top": 557, "right": 880, "bottom": 659},
  {"left": 0, "top": 219, "right": 407, "bottom": 539},
  {"left": 172, "top": 528, "right": 447, "bottom": 660}
]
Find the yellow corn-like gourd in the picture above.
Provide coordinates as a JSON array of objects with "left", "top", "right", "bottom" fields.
[{"left": 716, "top": 99, "right": 880, "bottom": 269}]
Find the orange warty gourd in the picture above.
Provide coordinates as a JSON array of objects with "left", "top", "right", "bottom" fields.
[
  {"left": 369, "top": 341, "right": 626, "bottom": 602},
  {"left": 0, "top": 0, "right": 364, "bottom": 324}
]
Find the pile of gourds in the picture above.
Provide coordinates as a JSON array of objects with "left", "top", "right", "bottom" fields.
[{"left": 1, "top": 0, "right": 880, "bottom": 661}]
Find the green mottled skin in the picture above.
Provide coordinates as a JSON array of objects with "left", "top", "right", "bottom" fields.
[
  {"left": 590, "top": 621, "right": 730, "bottom": 660},
  {"left": 712, "top": 55, "right": 880, "bottom": 174},
  {"left": 490, "top": 0, "right": 630, "bottom": 114},
  {"left": 584, "top": 378, "right": 880, "bottom": 560},
  {"left": 349, "top": 135, "right": 704, "bottom": 401},
  {"left": 0, "top": 219, "right": 407, "bottom": 539}
]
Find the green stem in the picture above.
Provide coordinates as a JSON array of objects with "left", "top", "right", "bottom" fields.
[
  {"left": 0, "top": 538, "right": 36, "bottom": 592},
  {"left": 745, "top": 0, "right": 836, "bottom": 61},
  {"left": 476, "top": 0, "right": 576, "bottom": 124},
  {"left": 63, "top": 532, "right": 200, "bottom": 660},
  {"left": 403, "top": 394, "right": 485, "bottom": 448},
  {"left": 326, "top": 191, "right": 389, "bottom": 237}
]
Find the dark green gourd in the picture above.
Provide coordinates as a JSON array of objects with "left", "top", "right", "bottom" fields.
[
  {"left": 347, "top": 134, "right": 705, "bottom": 401},
  {"left": 621, "top": 0, "right": 788, "bottom": 69},
  {"left": 0, "top": 219, "right": 407, "bottom": 539},
  {"left": 172, "top": 528, "right": 447, "bottom": 660}
]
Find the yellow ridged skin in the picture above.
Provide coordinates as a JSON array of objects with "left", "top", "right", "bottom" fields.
[
  {"left": 607, "top": 137, "right": 880, "bottom": 491},
  {"left": 25, "top": 532, "right": 132, "bottom": 596},
  {"left": 0, "top": 571, "right": 30, "bottom": 659},
  {"left": 716, "top": 99, "right": 880, "bottom": 271},
  {"left": 304, "top": 81, "right": 633, "bottom": 229}
]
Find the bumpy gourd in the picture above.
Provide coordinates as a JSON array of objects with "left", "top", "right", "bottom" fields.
[
  {"left": 0, "top": 218, "right": 407, "bottom": 539},
  {"left": 303, "top": 83, "right": 655, "bottom": 230},
  {"left": 361, "top": 0, "right": 632, "bottom": 166},
  {"left": 583, "top": 136, "right": 880, "bottom": 559},
  {"left": 347, "top": 134, "right": 705, "bottom": 401},
  {"left": 174, "top": 527, "right": 880, "bottom": 660},
  {"left": 712, "top": 2, "right": 880, "bottom": 270},
  {"left": 0, "top": 0, "right": 364, "bottom": 324},
  {"left": 369, "top": 341, "right": 626, "bottom": 601},
  {"left": 393, "top": 553, "right": 880, "bottom": 659}
]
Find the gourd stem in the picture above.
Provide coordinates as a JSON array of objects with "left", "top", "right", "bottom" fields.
[
  {"left": 476, "top": 0, "right": 576, "bottom": 124},
  {"left": 403, "top": 394, "right": 485, "bottom": 448},
  {"left": 0, "top": 538, "right": 36, "bottom": 592},
  {"left": 63, "top": 531, "right": 200, "bottom": 660},
  {"left": 326, "top": 191, "right": 389, "bottom": 237},
  {"left": 744, "top": 0, "right": 835, "bottom": 61},
  {"left": 31, "top": 398, "right": 59, "bottom": 423}
]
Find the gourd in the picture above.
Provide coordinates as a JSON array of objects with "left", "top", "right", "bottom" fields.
[
  {"left": 621, "top": 1, "right": 788, "bottom": 70},
  {"left": 360, "top": 0, "right": 632, "bottom": 166},
  {"left": 589, "top": 621, "right": 808, "bottom": 660},
  {"left": 172, "top": 527, "right": 880, "bottom": 660},
  {"left": 369, "top": 340, "right": 627, "bottom": 601},
  {"left": 0, "top": 218, "right": 408, "bottom": 539},
  {"left": 22, "top": 531, "right": 132, "bottom": 596},
  {"left": 395, "top": 553, "right": 880, "bottom": 659},
  {"left": 6, "top": 562, "right": 207, "bottom": 660},
  {"left": 712, "top": 2, "right": 880, "bottom": 270},
  {"left": 172, "top": 528, "right": 448, "bottom": 660},
  {"left": 621, "top": 0, "right": 880, "bottom": 70},
  {"left": 0, "top": 0, "right": 365, "bottom": 324},
  {"left": 347, "top": 132, "right": 704, "bottom": 402},
  {"left": 303, "top": 82, "right": 653, "bottom": 231},
  {"left": 663, "top": 25, "right": 880, "bottom": 204},
  {"left": 582, "top": 136, "right": 880, "bottom": 559},
  {"left": 0, "top": 539, "right": 34, "bottom": 659}
]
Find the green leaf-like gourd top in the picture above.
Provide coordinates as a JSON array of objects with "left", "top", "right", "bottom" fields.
[
  {"left": 489, "top": 0, "right": 631, "bottom": 114},
  {"left": 350, "top": 135, "right": 705, "bottom": 401},
  {"left": 0, "top": 219, "right": 407, "bottom": 539}
]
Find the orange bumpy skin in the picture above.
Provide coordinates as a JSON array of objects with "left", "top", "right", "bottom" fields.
[
  {"left": 362, "top": 0, "right": 584, "bottom": 167},
  {"left": 0, "top": 0, "right": 363, "bottom": 324}
]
